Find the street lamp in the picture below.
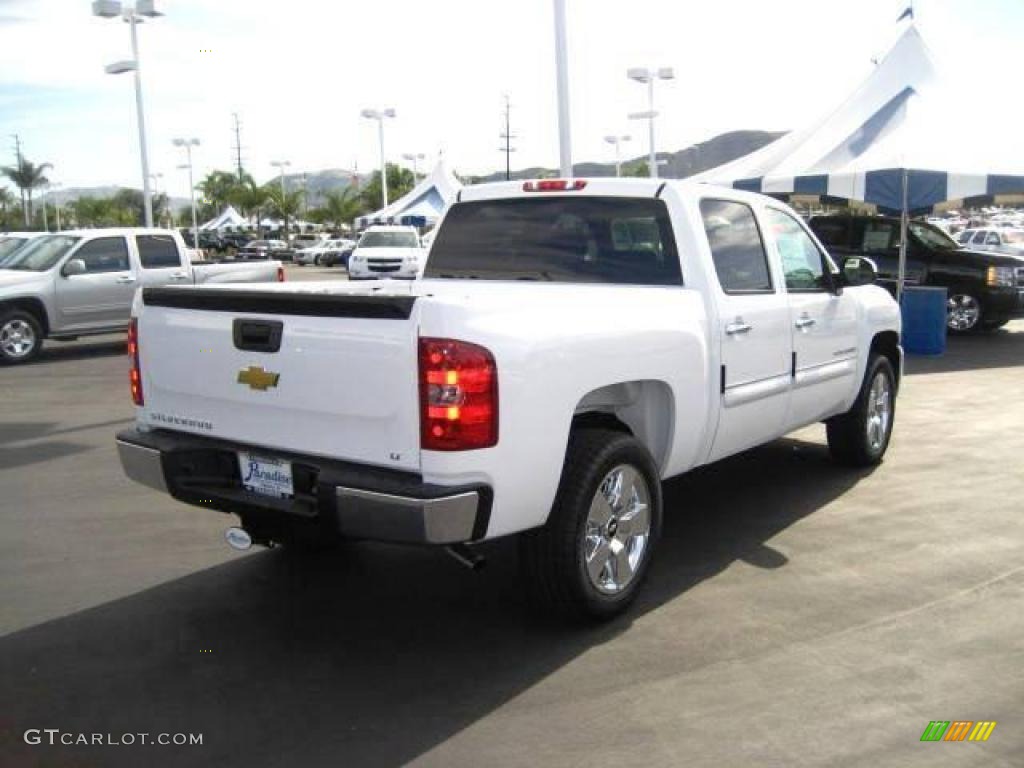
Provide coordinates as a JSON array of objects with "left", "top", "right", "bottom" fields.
[
  {"left": 172, "top": 138, "right": 200, "bottom": 245},
  {"left": 270, "top": 160, "right": 291, "bottom": 194},
  {"left": 361, "top": 107, "right": 396, "bottom": 209},
  {"left": 552, "top": 0, "right": 572, "bottom": 177},
  {"left": 51, "top": 182, "right": 63, "bottom": 231},
  {"left": 627, "top": 66, "right": 674, "bottom": 178},
  {"left": 93, "top": 0, "right": 163, "bottom": 227},
  {"left": 603, "top": 134, "right": 632, "bottom": 177},
  {"left": 402, "top": 152, "right": 425, "bottom": 184}
]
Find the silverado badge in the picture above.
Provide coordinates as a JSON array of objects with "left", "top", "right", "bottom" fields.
[{"left": 237, "top": 366, "right": 280, "bottom": 391}]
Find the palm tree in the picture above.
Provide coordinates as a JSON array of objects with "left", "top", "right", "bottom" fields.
[
  {"left": 323, "top": 188, "right": 361, "bottom": 232},
  {"left": 0, "top": 187, "right": 13, "bottom": 227},
  {"left": 231, "top": 181, "right": 268, "bottom": 238},
  {"left": 263, "top": 185, "right": 304, "bottom": 241},
  {"left": 2, "top": 158, "right": 52, "bottom": 226}
]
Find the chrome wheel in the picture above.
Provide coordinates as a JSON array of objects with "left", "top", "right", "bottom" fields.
[
  {"left": 947, "top": 294, "right": 981, "bottom": 332},
  {"left": 0, "top": 318, "right": 36, "bottom": 359},
  {"left": 584, "top": 464, "right": 651, "bottom": 595},
  {"left": 865, "top": 371, "right": 892, "bottom": 453}
]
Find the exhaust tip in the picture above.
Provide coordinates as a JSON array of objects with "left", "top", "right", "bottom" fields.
[{"left": 225, "top": 527, "right": 253, "bottom": 551}]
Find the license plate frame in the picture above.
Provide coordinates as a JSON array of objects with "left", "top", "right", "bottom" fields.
[{"left": 237, "top": 452, "right": 294, "bottom": 499}]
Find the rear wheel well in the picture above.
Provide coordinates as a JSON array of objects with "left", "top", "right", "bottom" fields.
[
  {"left": 0, "top": 298, "right": 49, "bottom": 336},
  {"left": 870, "top": 331, "right": 901, "bottom": 392},
  {"left": 570, "top": 380, "right": 674, "bottom": 472}
]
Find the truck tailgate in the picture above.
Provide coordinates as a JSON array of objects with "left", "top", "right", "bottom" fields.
[{"left": 135, "top": 286, "right": 422, "bottom": 472}]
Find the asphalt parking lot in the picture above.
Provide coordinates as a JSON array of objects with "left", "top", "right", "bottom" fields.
[{"left": 1, "top": 286, "right": 1021, "bottom": 766}]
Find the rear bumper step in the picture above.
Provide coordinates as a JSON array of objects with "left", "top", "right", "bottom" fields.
[{"left": 116, "top": 428, "right": 491, "bottom": 544}]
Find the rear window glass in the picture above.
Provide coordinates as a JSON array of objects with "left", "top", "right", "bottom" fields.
[
  {"left": 425, "top": 197, "right": 682, "bottom": 285},
  {"left": 699, "top": 199, "right": 772, "bottom": 293},
  {"left": 359, "top": 231, "right": 419, "bottom": 248},
  {"left": 137, "top": 234, "right": 181, "bottom": 268}
]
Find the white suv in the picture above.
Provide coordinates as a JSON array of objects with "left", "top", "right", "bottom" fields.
[{"left": 347, "top": 225, "right": 423, "bottom": 280}]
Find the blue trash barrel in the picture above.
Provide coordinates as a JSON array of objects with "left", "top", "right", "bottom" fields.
[{"left": 900, "top": 286, "right": 947, "bottom": 355}]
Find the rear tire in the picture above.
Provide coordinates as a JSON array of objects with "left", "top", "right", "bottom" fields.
[
  {"left": 0, "top": 309, "right": 43, "bottom": 365},
  {"left": 519, "top": 428, "right": 662, "bottom": 622},
  {"left": 826, "top": 354, "right": 896, "bottom": 467}
]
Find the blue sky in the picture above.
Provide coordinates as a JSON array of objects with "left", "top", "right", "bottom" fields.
[{"left": 1, "top": 0, "right": 1022, "bottom": 199}]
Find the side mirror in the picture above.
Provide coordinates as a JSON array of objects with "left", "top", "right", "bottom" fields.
[
  {"left": 842, "top": 256, "right": 878, "bottom": 286},
  {"left": 62, "top": 258, "right": 87, "bottom": 277}
]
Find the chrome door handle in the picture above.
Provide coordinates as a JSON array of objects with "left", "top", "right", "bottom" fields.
[
  {"left": 116, "top": 275, "right": 137, "bottom": 284},
  {"left": 725, "top": 321, "right": 752, "bottom": 335},
  {"left": 795, "top": 315, "right": 816, "bottom": 330},
  {"left": 170, "top": 272, "right": 189, "bottom": 280}
]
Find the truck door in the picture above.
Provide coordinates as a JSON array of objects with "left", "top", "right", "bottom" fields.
[
  {"left": 700, "top": 198, "right": 793, "bottom": 463},
  {"left": 136, "top": 233, "right": 191, "bottom": 287},
  {"left": 763, "top": 207, "right": 859, "bottom": 429},
  {"left": 55, "top": 235, "right": 136, "bottom": 330}
]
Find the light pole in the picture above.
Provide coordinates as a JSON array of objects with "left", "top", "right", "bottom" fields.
[
  {"left": 173, "top": 138, "right": 199, "bottom": 245},
  {"left": 627, "top": 67, "right": 674, "bottom": 178},
  {"left": 361, "top": 108, "right": 396, "bottom": 209},
  {"left": 93, "top": 0, "right": 162, "bottom": 227},
  {"left": 149, "top": 171, "right": 163, "bottom": 225},
  {"left": 402, "top": 152, "right": 425, "bottom": 184},
  {"left": 52, "top": 182, "right": 62, "bottom": 231},
  {"left": 552, "top": 0, "right": 572, "bottom": 177},
  {"left": 270, "top": 160, "right": 291, "bottom": 194},
  {"left": 41, "top": 184, "right": 49, "bottom": 231},
  {"left": 603, "top": 134, "right": 632, "bottom": 177}
]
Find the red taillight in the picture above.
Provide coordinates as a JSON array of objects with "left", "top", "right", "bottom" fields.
[
  {"left": 419, "top": 338, "right": 498, "bottom": 451},
  {"left": 277, "top": 266, "right": 285, "bottom": 282},
  {"left": 128, "top": 317, "right": 144, "bottom": 406},
  {"left": 522, "top": 179, "right": 587, "bottom": 192}
]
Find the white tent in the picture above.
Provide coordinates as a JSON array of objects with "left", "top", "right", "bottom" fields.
[
  {"left": 200, "top": 206, "right": 249, "bottom": 231},
  {"left": 691, "top": 24, "right": 1024, "bottom": 214},
  {"left": 356, "top": 159, "right": 462, "bottom": 229}
]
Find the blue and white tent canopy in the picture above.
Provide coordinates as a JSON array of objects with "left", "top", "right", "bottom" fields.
[
  {"left": 691, "top": 25, "right": 1024, "bottom": 214},
  {"left": 356, "top": 159, "right": 462, "bottom": 229},
  {"left": 200, "top": 205, "right": 249, "bottom": 231}
]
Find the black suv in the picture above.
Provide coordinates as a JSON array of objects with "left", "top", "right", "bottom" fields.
[{"left": 809, "top": 215, "right": 1024, "bottom": 332}]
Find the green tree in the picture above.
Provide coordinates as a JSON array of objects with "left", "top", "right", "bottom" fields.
[
  {"left": 231, "top": 180, "right": 267, "bottom": 237},
  {"left": 357, "top": 163, "right": 415, "bottom": 215},
  {"left": 2, "top": 157, "right": 52, "bottom": 226},
  {"left": 321, "top": 188, "right": 361, "bottom": 231},
  {"left": 263, "top": 185, "right": 304, "bottom": 240},
  {"left": 197, "top": 170, "right": 244, "bottom": 212},
  {"left": 0, "top": 187, "right": 14, "bottom": 228}
]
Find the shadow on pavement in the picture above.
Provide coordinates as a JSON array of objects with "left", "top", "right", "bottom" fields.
[
  {"left": 0, "top": 440, "right": 92, "bottom": 471},
  {"left": 905, "top": 323, "right": 1023, "bottom": 376},
  {"left": 30, "top": 337, "right": 126, "bottom": 365},
  {"left": 0, "top": 419, "right": 133, "bottom": 446},
  {"left": 0, "top": 437, "right": 868, "bottom": 767}
]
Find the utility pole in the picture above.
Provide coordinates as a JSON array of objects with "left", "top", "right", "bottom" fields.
[
  {"left": 232, "top": 112, "right": 244, "bottom": 182},
  {"left": 500, "top": 94, "right": 517, "bottom": 181},
  {"left": 552, "top": 0, "right": 573, "bottom": 177}
]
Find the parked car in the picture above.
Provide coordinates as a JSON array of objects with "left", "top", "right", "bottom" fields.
[
  {"left": 293, "top": 239, "right": 353, "bottom": 266},
  {"left": 117, "top": 178, "right": 901, "bottom": 621},
  {"left": 237, "top": 239, "right": 289, "bottom": 261},
  {"left": 809, "top": 214, "right": 1024, "bottom": 332},
  {"left": 347, "top": 226, "right": 424, "bottom": 279},
  {"left": 0, "top": 232, "right": 46, "bottom": 267},
  {"left": 221, "top": 232, "right": 252, "bottom": 250},
  {"left": 955, "top": 227, "right": 1024, "bottom": 255},
  {"left": 0, "top": 228, "right": 284, "bottom": 364},
  {"left": 180, "top": 229, "right": 227, "bottom": 252},
  {"left": 322, "top": 240, "right": 356, "bottom": 269}
]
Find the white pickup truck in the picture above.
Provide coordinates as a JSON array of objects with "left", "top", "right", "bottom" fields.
[
  {"left": 117, "top": 179, "right": 901, "bottom": 620},
  {"left": 0, "top": 228, "right": 283, "bottom": 364}
]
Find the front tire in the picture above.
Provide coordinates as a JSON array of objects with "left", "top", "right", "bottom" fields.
[
  {"left": 826, "top": 355, "right": 896, "bottom": 467},
  {"left": 947, "top": 293, "right": 983, "bottom": 333},
  {"left": 519, "top": 428, "right": 662, "bottom": 622},
  {"left": 0, "top": 309, "right": 43, "bottom": 365}
]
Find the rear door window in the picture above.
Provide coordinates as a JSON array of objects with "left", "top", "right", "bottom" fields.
[
  {"left": 699, "top": 199, "right": 772, "bottom": 293},
  {"left": 861, "top": 220, "right": 898, "bottom": 252},
  {"left": 426, "top": 197, "right": 682, "bottom": 285},
  {"left": 137, "top": 234, "right": 182, "bottom": 268}
]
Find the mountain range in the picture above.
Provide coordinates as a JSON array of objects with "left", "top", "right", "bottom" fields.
[{"left": 37, "top": 129, "right": 784, "bottom": 209}]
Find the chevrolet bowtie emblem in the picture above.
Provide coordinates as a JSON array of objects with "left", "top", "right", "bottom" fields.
[{"left": 237, "top": 366, "right": 280, "bottom": 391}]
